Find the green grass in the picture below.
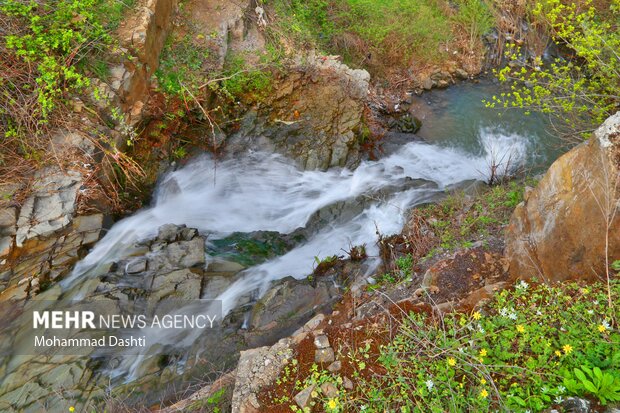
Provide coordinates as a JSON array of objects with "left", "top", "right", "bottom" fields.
[
  {"left": 272, "top": 280, "right": 620, "bottom": 412},
  {"left": 421, "top": 181, "right": 528, "bottom": 252},
  {"left": 268, "top": 0, "right": 489, "bottom": 71},
  {"left": 155, "top": 34, "right": 211, "bottom": 97}
]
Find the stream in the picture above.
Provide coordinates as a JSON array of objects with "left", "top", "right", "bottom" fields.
[{"left": 0, "top": 80, "right": 562, "bottom": 409}]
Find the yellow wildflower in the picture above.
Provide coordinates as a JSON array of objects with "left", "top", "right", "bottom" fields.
[
  {"left": 69, "top": 408, "right": 75, "bottom": 413},
  {"left": 516, "top": 325, "right": 525, "bottom": 333},
  {"left": 555, "top": 350, "right": 562, "bottom": 357},
  {"left": 472, "top": 311, "right": 482, "bottom": 320},
  {"left": 479, "top": 349, "right": 487, "bottom": 357},
  {"left": 480, "top": 389, "right": 489, "bottom": 398},
  {"left": 562, "top": 344, "right": 573, "bottom": 355},
  {"left": 327, "top": 399, "right": 338, "bottom": 409},
  {"left": 447, "top": 357, "right": 456, "bottom": 367},
  {"left": 480, "top": 378, "right": 487, "bottom": 385}
]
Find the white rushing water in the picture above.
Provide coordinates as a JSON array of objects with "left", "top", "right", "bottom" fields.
[
  {"left": 65, "top": 127, "right": 529, "bottom": 312},
  {"left": 59, "top": 126, "right": 531, "bottom": 380}
]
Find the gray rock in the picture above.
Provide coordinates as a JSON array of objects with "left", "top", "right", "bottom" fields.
[
  {"left": 250, "top": 277, "right": 341, "bottom": 331},
  {"left": 180, "top": 227, "right": 198, "bottom": 241},
  {"left": 562, "top": 397, "right": 591, "bottom": 413},
  {"left": 0, "top": 207, "right": 17, "bottom": 235},
  {"left": 73, "top": 214, "right": 103, "bottom": 233},
  {"left": 315, "top": 347, "right": 335, "bottom": 363},
  {"left": 422, "top": 77, "right": 433, "bottom": 90},
  {"left": 343, "top": 376, "right": 353, "bottom": 390},
  {"left": 314, "top": 335, "right": 330, "bottom": 349},
  {"left": 207, "top": 259, "right": 246, "bottom": 273},
  {"left": 327, "top": 360, "right": 342, "bottom": 372},
  {"left": 15, "top": 168, "right": 81, "bottom": 247},
  {"left": 157, "top": 223, "right": 183, "bottom": 242},
  {"left": 320, "top": 382, "right": 338, "bottom": 398},
  {"left": 151, "top": 269, "right": 202, "bottom": 300},
  {"left": 125, "top": 258, "right": 147, "bottom": 274},
  {"left": 455, "top": 68, "right": 469, "bottom": 80},
  {"left": 294, "top": 385, "right": 316, "bottom": 409},
  {"left": 0, "top": 236, "right": 12, "bottom": 257}
]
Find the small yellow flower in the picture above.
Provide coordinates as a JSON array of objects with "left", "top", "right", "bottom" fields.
[
  {"left": 562, "top": 344, "right": 573, "bottom": 355},
  {"left": 480, "top": 378, "right": 487, "bottom": 385},
  {"left": 472, "top": 311, "right": 482, "bottom": 320},
  {"left": 479, "top": 349, "right": 487, "bottom": 357},
  {"left": 598, "top": 324, "right": 609, "bottom": 333},
  {"left": 69, "top": 408, "right": 75, "bottom": 413},
  {"left": 327, "top": 399, "right": 338, "bottom": 409},
  {"left": 447, "top": 357, "right": 456, "bottom": 366},
  {"left": 311, "top": 390, "right": 318, "bottom": 398},
  {"left": 480, "top": 389, "right": 489, "bottom": 398},
  {"left": 516, "top": 324, "right": 525, "bottom": 333}
]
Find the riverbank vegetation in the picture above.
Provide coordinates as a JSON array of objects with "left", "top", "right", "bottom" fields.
[
  {"left": 487, "top": 0, "right": 620, "bottom": 140},
  {"left": 265, "top": 0, "right": 494, "bottom": 78},
  {"left": 265, "top": 279, "right": 620, "bottom": 412}
]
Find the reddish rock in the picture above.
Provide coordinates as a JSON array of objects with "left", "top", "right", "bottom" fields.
[{"left": 505, "top": 112, "right": 620, "bottom": 282}]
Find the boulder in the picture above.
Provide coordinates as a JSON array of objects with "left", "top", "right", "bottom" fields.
[{"left": 505, "top": 112, "right": 620, "bottom": 282}]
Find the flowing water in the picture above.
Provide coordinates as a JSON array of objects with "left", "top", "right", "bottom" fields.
[{"left": 0, "top": 81, "right": 563, "bottom": 403}]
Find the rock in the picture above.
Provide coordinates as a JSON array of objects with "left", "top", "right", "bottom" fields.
[
  {"left": 0, "top": 208, "right": 17, "bottom": 234},
  {"left": 506, "top": 112, "right": 620, "bottom": 282},
  {"left": 157, "top": 223, "right": 183, "bottom": 242},
  {"left": 314, "top": 335, "right": 330, "bottom": 349},
  {"left": 231, "top": 339, "right": 294, "bottom": 412},
  {"left": 207, "top": 259, "right": 246, "bottom": 273},
  {"left": 455, "top": 68, "right": 469, "bottom": 80},
  {"left": 304, "top": 313, "right": 325, "bottom": 331},
  {"left": 561, "top": 397, "right": 591, "bottom": 413},
  {"left": 50, "top": 130, "right": 95, "bottom": 155},
  {"left": 125, "top": 258, "right": 147, "bottom": 274},
  {"left": 315, "top": 347, "right": 335, "bottom": 363},
  {"left": 422, "top": 77, "right": 433, "bottom": 90},
  {"left": 294, "top": 385, "right": 316, "bottom": 409},
  {"left": 320, "top": 382, "right": 338, "bottom": 398},
  {"left": 343, "top": 376, "right": 354, "bottom": 390},
  {"left": 327, "top": 360, "right": 342, "bottom": 372},
  {"left": 15, "top": 167, "right": 82, "bottom": 247},
  {"left": 0, "top": 238, "right": 11, "bottom": 258},
  {"left": 250, "top": 277, "right": 341, "bottom": 332},
  {"left": 151, "top": 269, "right": 202, "bottom": 300},
  {"left": 229, "top": 55, "right": 369, "bottom": 170}
]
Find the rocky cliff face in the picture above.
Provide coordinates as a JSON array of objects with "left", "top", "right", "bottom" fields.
[
  {"left": 505, "top": 112, "right": 620, "bottom": 282},
  {"left": 230, "top": 55, "right": 370, "bottom": 170}
]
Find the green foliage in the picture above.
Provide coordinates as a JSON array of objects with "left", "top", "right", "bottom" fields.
[
  {"left": 564, "top": 366, "right": 620, "bottom": 405},
  {"left": 155, "top": 34, "right": 210, "bottom": 97},
  {"left": 219, "top": 54, "right": 274, "bottom": 102},
  {"left": 273, "top": 280, "right": 620, "bottom": 412},
  {"left": 342, "top": 0, "right": 452, "bottom": 63},
  {"left": 422, "top": 181, "right": 526, "bottom": 252},
  {"left": 268, "top": 0, "right": 453, "bottom": 68},
  {"left": 452, "top": 0, "right": 494, "bottom": 50},
  {"left": 487, "top": 0, "right": 620, "bottom": 136}
]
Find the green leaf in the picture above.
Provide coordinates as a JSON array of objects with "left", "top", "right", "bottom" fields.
[
  {"left": 583, "top": 380, "right": 598, "bottom": 394},
  {"left": 574, "top": 368, "right": 587, "bottom": 383}
]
